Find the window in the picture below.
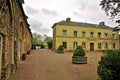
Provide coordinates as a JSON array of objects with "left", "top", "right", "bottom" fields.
[
  {"left": 112, "top": 34, "right": 115, "bottom": 39},
  {"left": 112, "top": 43, "right": 115, "bottom": 49},
  {"left": 104, "top": 43, "right": 108, "bottom": 49},
  {"left": 105, "top": 33, "right": 108, "bottom": 38},
  {"left": 63, "top": 30, "right": 67, "bottom": 37},
  {"left": 82, "top": 42, "right": 86, "bottom": 48},
  {"left": 90, "top": 32, "right": 94, "bottom": 38},
  {"left": 82, "top": 31, "right": 86, "bottom": 37},
  {"left": 98, "top": 43, "right": 101, "bottom": 49},
  {"left": 74, "top": 31, "right": 77, "bottom": 37},
  {"left": 73, "top": 42, "right": 78, "bottom": 48},
  {"left": 63, "top": 42, "right": 67, "bottom": 49},
  {"left": 98, "top": 32, "right": 101, "bottom": 38}
]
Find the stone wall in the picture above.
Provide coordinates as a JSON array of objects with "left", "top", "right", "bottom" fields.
[{"left": 0, "top": 0, "right": 32, "bottom": 79}]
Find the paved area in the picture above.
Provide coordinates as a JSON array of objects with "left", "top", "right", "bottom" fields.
[{"left": 9, "top": 49, "right": 102, "bottom": 80}]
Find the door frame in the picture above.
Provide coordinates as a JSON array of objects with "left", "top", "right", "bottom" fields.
[{"left": 90, "top": 43, "right": 94, "bottom": 51}]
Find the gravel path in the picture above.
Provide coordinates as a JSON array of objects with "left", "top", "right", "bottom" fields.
[{"left": 9, "top": 49, "right": 102, "bottom": 80}]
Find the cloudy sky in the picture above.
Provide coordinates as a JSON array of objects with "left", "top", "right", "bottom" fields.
[{"left": 23, "top": 0, "right": 118, "bottom": 36}]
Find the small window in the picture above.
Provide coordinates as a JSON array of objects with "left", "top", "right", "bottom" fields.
[
  {"left": 90, "top": 32, "right": 94, "bottom": 38},
  {"left": 112, "top": 43, "right": 115, "bottom": 49},
  {"left": 63, "top": 30, "right": 67, "bottom": 37},
  {"left": 98, "top": 43, "right": 101, "bottom": 49},
  {"left": 73, "top": 42, "right": 78, "bottom": 48},
  {"left": 112, "top": 34, "right": 115, "bottom": 39},
  {"left": 74, "top": 31, "right": 77, "bottom": 37},
  {"left": 105, "top": 33, "right": 108, "bottom": 38},
  {"left": 82, "top": 31, "right": 86, "bottom": 37},
  {"left": 104, "top": 43, "right": 108, "bottom": 49},
  {"left": 63, "top": 42, "right": 67, "bottom": 49},
  {"left": 98, "top": 32, "right": 101, "bottom": 38},
  {"left": 82, "top": 42, "right": 86, "bottom": 48}
]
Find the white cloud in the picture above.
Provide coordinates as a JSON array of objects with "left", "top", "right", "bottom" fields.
[
  {"left": 41, "top": 8, "right": 58, "bottom": 16},
  {"left": 24, "top": 6, "right": 39, "bottom": 15},
  {"left": 23, "top": 0, "right": 118, "bottom": 36}
]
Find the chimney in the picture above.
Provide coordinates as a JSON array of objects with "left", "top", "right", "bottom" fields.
[
  {"left": 99, "top": 22, "right": 105, "bottom": 26},
  {"left": 66, "top": 17, "right": 71, "bottom": 22}
]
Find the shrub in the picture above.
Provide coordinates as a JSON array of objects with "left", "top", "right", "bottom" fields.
[
  {"left": 47, "top": 41, "right": 52, "bottom": 49},
  {"left": 57, "top": 45, "right": 64, "bottom": 51},
  {"left": 97, "top": 50, "right": 120, "bottom": 80},
  {"left": 73, "top": 46, "right": 85, "bottom": 56},
  {"left": 55, "top": 45, "right": 64, "bottom": 53}
]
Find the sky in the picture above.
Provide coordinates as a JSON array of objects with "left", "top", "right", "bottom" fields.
[{"left": 23, "top": 0, "right": 118, "bottom": 36}]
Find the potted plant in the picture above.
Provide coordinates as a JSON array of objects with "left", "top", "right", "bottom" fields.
[
  {"left": 72, "top": 46, "right": 87, "bottom": 64},
  {"left": 56, "top": 45, "right": 64, "bottom": 53}
]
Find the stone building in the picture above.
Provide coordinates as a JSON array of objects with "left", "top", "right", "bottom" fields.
[
  {"left": 52, "top": 18, "right": 119, "bottom": 51},
  {"left": 0, "top": 0, "right": 32, "bottom": 79}
]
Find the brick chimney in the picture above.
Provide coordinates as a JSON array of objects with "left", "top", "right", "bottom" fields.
[
  {"left": 99, "top": 22, "right": 105, "bottom": 26},
  {"left": 66, "top": 17, "right": 71, "bottom": 22}
]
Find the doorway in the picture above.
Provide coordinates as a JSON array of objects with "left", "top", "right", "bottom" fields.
[{"left": 90, "top": 43, "right": 94, "bottom": 51}]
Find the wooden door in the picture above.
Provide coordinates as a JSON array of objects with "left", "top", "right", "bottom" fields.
[{"left": 90, "top": 43, "right": 94, "bottom": 51}]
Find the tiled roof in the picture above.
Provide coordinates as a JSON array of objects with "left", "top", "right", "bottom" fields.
[{"left": 52, "top": 20, "right": 111, "bottom": 29}]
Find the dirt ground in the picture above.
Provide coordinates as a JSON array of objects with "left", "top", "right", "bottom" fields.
[{"left": 9, "top": 49, "right": 103, "bottom": 80}]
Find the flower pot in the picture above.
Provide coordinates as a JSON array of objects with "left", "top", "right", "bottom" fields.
[
  {"left": 72, "top": 56, "right": 87, "bottom": 64},
  {"left": 21, "top": 54, "right": 26, "bottom": 61}
]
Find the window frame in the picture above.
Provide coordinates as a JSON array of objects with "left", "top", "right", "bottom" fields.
[
  {"left": 90, "top": 32, "right": 94, "bottom": 38},
  {"left": 62, "top": 42, "right": 67, "bottom": 49},
  {"left": 82, "top": 42, "right": 86, "bottom": 48},
  {"left": 104, "top": 33, "right": 108, "bottom": 38},
  {"left": 62, "top": 30, "right": 67, "bottom": 37},
  {"left": 98, "top": 32, "right": 101, "bottom": 38},
  {"left": 112, "top": 43, "right": 115, "bottom": 49},
  {"left": 98, "top": 43, "right": 101, "bottom": 49},
  {"left": 112, "top": 34, "right": 115, "bottom": 39},
  {"left": 73, "top": 42, "right": 78, "bottom": 48},
  {"left": 104, "top": 43, "right": 108, "bottom": 49},
  {"left": 73, "top": 31, "right": 77, "bottom": 37},
  {"left": 82, "top": 31, "right": 86, "bottom": 37}
]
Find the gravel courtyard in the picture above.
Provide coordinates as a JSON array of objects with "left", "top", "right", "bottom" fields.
[{"left": 9, "top": 49, "right": 103, "bottom": 80}]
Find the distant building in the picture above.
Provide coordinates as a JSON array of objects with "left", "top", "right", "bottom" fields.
[
  {"left": 52, "top": 18, "right": 119, "bottom": 51},
  {"left": 0, "top": 0, "right": 32, "bottom": 79}
]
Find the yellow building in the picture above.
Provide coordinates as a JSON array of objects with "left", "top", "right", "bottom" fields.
[{"left": 52, "top": 18, "right": 119, "bottom": 51}]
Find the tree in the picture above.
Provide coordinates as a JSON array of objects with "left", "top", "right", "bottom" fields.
[
  {"left": 44, "top": 35, "right": 53, "bottom": 49},
  {"left": 32, "top": 33, "right": 42, "bottom": 46},
  {"left": 97, "top": 50, "right": 120, "bottom": 80},
  {"left": 100, "top": 0, "right": 120, "bottom": 26}
]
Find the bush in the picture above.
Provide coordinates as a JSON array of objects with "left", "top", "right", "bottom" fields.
[
  {"left": 73, "top": 46, "right": 85, "bottom": 56},
  {"left": 97, "top": 50, "right": 120, "bottom": 80},
  {"left": 57, "top": 45, "right": 64, "bottom": 51},
  {"left": 55, "top": 45, "right": 64, "bottom": 53},
  {"left": 47, "top": 41, "right": 52, "bottom": 49}
]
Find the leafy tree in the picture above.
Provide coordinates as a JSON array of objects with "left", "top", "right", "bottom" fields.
[
  {"left": 44, "top": 35, "right": 53, "bottom": 49},
  {"left": 97, "top": 50, "right": 120, "bottom": 80},
  {"left": 32, "top": 33, "right": 42, "bottom": 46},
  {"left": 100, "top": 0, "right": 120, "bottom": 26}
]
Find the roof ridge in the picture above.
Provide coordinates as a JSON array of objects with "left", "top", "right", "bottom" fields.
[{"left": 57, "top": 20, "right": 110, "bottom": 28}]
